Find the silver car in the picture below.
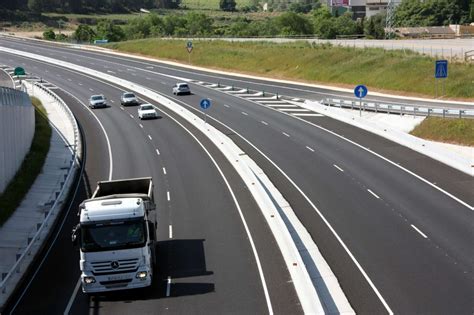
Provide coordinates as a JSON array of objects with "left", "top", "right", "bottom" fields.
[
  {"left": 89, "top": 95, "right": 107, "bottom": 108},
  {"left": 120, "top": 92, "right": 139, "bottom": 106},
  {"left": 172, "top": 83, "right": 191, "bottom": 95}
]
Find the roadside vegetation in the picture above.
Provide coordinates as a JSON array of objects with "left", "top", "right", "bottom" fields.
[
  {"left": 410, "top": 117, "right": 474, "bottom": 146},
  {"left": 0, "top": 98, "right": 51, "bottom": 226},
  {"left": 108, "top": 39, "right": 474, "bottom": 99}
]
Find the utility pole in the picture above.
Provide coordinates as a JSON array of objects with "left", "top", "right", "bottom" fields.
[{"left": 385, "top": 0, "right": 395, "bottom": 39}]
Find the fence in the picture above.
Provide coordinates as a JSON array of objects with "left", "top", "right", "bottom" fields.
[
  {"left": 0, "top": 87, "right": 34, "bottom": 193},
  {"left": 0, "top": 81, "right": 80, "bottom": 306}
]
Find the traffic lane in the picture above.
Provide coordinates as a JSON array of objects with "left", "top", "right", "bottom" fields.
[
  {"left": 0, "top": 51, "right": 300, "bottom": 314},
  {"left": 1, "top": 37, "right": 470, "bottom": 110},
  {"left": 163, "top": 86, "right": 474, "bottom": 313},
  {"left": 2, "top": 88, "right": 108, "bottom": 314},
  {"left": 120, "top": 93, "right": 302, "bottom": 314}
]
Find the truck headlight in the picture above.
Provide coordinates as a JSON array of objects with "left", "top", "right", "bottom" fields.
[
  {"left": 83, "top": 276, "right": 96, "bottom": 284},
  {"left": 136, "top": 271, "right": 148, "bottom": 280}
]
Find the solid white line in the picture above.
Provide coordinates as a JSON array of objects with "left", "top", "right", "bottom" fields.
[
  {"left": 156, "top": 148, "right": 160, "bottom": 156},
  {"left": 166, "top": 276, "right": 171, "bottom": 297},
  {"left": 411, "top": 224, "right": 428, "bottom": 239},
  {"left": 63, "top": 278, "right": 81, "bottom": 315},
  {"left": 292, "top": 113, "right": 325, "bottom": 117},
  {"left": 241, "top": 111, "right": 248, "bottom": 116},
  {"left": 334, "top": 164, "right": 344, "bottom": 172},
  {"left": 148, "top": 135, "right": 152, "bottom": 140},
  {"left": 367, "top": 189, "right": 380, "bottom": 199},
  {"left": 306, "top": 146, "right": 315, "bottom": 152},
  {"left": 167, "top": 191, "right": 170, "bottom": 201},
  {"left": 279, "top": 108, "right": 311, "bottom": 112},
  {"left": 266, "top": 104, "right": 298, "bottom": 108},
  {"left": 169, "top": 225, "right": 173, "bottom": 239},
  {"left": 139, "top": 124, "right": 143, "bottom": 128},
  {"left": 282, "top": 132, "right": 290, "bottom": 137},
  {"left": 261, "top": 121, "right": 268, "bottom": 125},
  {"left": 162, "top": 167, "right": 167, "bottom": 175}
]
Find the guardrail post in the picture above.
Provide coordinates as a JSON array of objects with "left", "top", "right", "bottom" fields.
[
  {"left": 217, "top": 82, "right": 220, "bottom": 88},
  {"left": 262, "top": 90, "right": 265, "bottom": 97},
  {"left": 459, "top": 110, "right": 464, "bottom": 119},
  {"left": 276, "top": 93, "right": 279, "bottom": 100},
  {"left": 375, "top": 103, "right": 378, "bottom": 113},
  {"left": 413, "top": 107, "right": 418, "bottom": 117},
  {"left": 443, "top": 109, "right": 446, "bottom": 118},
  {"left": 428, "top": 108, "right": 432, "bottom": 117},
  {"left": 351, "top": 101, "right": 354, "bottom": 110},
  {"left": 400, "top": 106, "right": 404, "bottom": 116},
  {"left": 247, "top": 88, "right": 249, "bottom": 94},
  {"left": 387, "top": 105, "right": 392, "bottom": 115}
]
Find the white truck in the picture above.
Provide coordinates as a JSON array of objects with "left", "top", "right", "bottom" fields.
[{"left": 72, "top": 177, "right": 157, "bottom": 294}]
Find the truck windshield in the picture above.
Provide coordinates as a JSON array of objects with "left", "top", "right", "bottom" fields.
[{"left": 81, "top": 219, "right": 146, "bottom": 252}]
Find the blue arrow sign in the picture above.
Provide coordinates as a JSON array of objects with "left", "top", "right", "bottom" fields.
[
  {"left": 435, "top": 60, "right": 448, "bottom": 79},
  {"left": 187, "top": 41, "right": 193, "bottom": 49},
  {"left": 354, "top": 85, "right": 368, "bottom": 99},
  {"left": 200, "top": 98, "right": 211, "bottom": 110}
]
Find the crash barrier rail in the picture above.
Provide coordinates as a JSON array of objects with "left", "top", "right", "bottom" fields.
[
  {"left": 465, "top": 50, "right": 474, "bottom": 62},
  {"left": 322, "top": 98, "right": 474, "bottom": 119},
  {"left": 0, "top": 81, "right": 81, "bottom": 303},
  {"left": 0, "top": 87, "right": 34, "bottom": 193}
]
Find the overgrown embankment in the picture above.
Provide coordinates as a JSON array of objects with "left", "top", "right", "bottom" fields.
[
  {"left": 108, "top": 39, "right": 474, "bottom": 100},
  {"left": 411, "top": 117, "right": 474, "bottom": 146}
]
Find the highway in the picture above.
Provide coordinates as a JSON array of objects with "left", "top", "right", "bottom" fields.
[{"left": 1, "top": 36, "right": 473, "bottom": 314}]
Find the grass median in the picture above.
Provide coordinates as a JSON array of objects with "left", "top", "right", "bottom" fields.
[
  {"left": 0, "top": 97, "right": 52, "bottom": 227},
  {"left": 108, "top": 39, "right": 473, "bottom": 100},
  {"left": 410, "top": 117, "right": 474, "bottom": 146}
]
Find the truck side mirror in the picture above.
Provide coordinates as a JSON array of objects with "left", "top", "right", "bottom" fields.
[
  {"left": 71, "top": 224, "right": 81, "bottom": 247},
  {"left": 147, "top": 221, "right": 155, "bottom": 241}
]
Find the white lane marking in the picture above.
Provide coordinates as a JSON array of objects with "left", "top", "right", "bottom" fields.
[
  {"left": 89, "top": 88, "right": 94, "bottom": 91},
  {"left": 156, "top": 148, "right": 161, "bottom": 156},
  {"left": 167, "top": 191, "right": 170, "bottom": 201},
  {"left": 146, "top": 66, "right": 154, "bottom": 69},
  {"left": 166, "top": 276, "right": 171, "bottom": 297},
  {"left": 78, "top": 83, "right": 82, "bottom": 86},
  {"left": 107, "top": 70, "right": 116, "bottom": 74},
  {"left": 169, "top": 225, "right": 173, "bottom": 239},
  {"left": 67, "top": 78, "right": 72, "bottom": 82},
  {"left": 411, "top": 225, "right": 428, "bottom": 239},
  {"left": 334, "top": 165, "right": 344, "bottom": 172},
  {"left": 146, "top": 77, "right": 151, "bottom": 80},
  {"left": 261, "top": 121, "right": 268, "bottom": 125},
  {"left": 224, "top": 104, "right": 230, "bottom": 108},
  {"left": 266, "top": 104, "right": 298, "bottom": 108},
  {"left": 110, "top": 100, "right": 115, "bottom": 103},
  {"left": 148, "top": 135, "right": 152, "bottom": 140},
  {"left": 63, "top": 278, "right": 81, "bottom": 315},
  {"left": 292, "top": 113, "right": 325, "bottom": 117},
  {"left": 306, "top": 146, "right": 315, "bottom": 152},
  {"left": 162, "top": 167, "right": 167, "bottom": 175},
  {"left": 131, "top": 73, "right": 137, "bottom": 76},
  {"left": 241, "top": 111, "right": 248, "bottom": 116},
  {"left": 139, "top": 123, "right": 143, "bottom": 128},
  {"left": 367, "top": 189, "right": 380, "bottom": 199},
  {"left": 126, "top": 68, "right": 135, "bottom": 72},
  {"left": 282, "top": 132, "right": 290, "bottom": 137},
  {"left": 279, "top": 108, "right": 311, "bottom": 112},
  {"left": 130, "top": 114, "right": 134, "bottom": 119},
  {"left": 120, "top": 106, "right": 124, "bottom": 111}
]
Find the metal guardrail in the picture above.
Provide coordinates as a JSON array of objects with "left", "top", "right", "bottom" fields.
[
  {"left": 465, "top": 50, "right": 474, "bottom": 62},
  {"left": 0, "top": 81, "right": 80, "bottom": 298},
  {"left": 322, "top": 98, "right": 474, "bottom": 119}
]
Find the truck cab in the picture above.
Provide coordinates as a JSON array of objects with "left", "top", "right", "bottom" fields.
[{"left": 72, "top": 178, "right": 156, "bottom": 294}]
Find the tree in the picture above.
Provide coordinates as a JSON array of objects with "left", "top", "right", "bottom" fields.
[
  {"left": 275, "top": 12, "right": 313, "bottom": 35},
  {"left": 394, "top": 0, "right": 465, "bottom": 26},
  {"left": 220, "top": 0, "right": 236, "bottom": 11},
  {"left": 73, "top": 24, "right": 96, "bottom": 42},
  {"left": 96, "top": 20, "right": 125, "bottom": 42},
  {"left": 43, "top": 29, "right": 56, "bottom": 40},
  {"left": 186, "top": 12, "right": 214, "bottom": 35}
]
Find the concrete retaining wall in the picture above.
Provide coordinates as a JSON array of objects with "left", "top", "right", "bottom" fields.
[{"left": 0, "top": 87, "right": 34, "bottom": 193}]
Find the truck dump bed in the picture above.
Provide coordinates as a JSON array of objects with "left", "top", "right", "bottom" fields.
[{"left": 92, "top": 177, "right": 153, "bottom": 201}]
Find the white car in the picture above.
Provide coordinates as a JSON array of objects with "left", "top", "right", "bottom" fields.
[
  {"left": 138, "top": 104, "right": 158, "bottom": 120},
  {"left": 172, "top": 83, "right": 191, "bottom": 95},
  {"left": 89, "top": 95, "right": 107, "bottom": 108}
]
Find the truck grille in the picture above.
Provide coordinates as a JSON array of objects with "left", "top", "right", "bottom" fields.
[{"left": 91, "top": 258, "right": 140, "bottom": 275}]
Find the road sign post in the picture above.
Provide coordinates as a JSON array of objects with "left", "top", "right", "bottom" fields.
[
  {"left": 186, "top": 41, "right": 193, "bottom": 64},
  {"left": 354, "top": 85, "right": 368, "bottom": 117},
  {"left": 435, "top": 60, "right": 448, "bottom": 98},
  {"left": 200, "top": 98, "right": 211, "bottom": 124}
]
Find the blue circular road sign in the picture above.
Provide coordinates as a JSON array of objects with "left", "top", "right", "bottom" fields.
[
  {"left": 354, "top": 85, "right": 368, "bottom": 99},
  {"left": 200, "top": 98, "right": 211, "bottom": 110}
]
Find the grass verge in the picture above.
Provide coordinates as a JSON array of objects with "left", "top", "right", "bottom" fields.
[
  {"left": 410, "top": 117, "right": 474, "bottom": 146},
  {"left": 108, "top": 39, "right": 474, "bottom": 100},
  {"left": 0, "top": 97, "right": 52, "bottom": 227}
]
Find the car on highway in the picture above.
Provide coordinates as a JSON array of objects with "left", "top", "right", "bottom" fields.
[
  {"left": 138, "top": 103, "right": 158, "bottom": 120},
  {"left": 89, "top": 94, "right": 107, "bottom": 109},
  {"left": 172, "top": 83, "right": 191, "bottom": 95},
  {"left": 120, "top": 92, "right": 139, "bottom": 106}
]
